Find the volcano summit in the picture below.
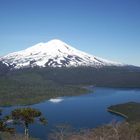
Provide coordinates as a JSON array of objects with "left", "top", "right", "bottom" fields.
[{"left": 0, "top": 39, "right": 122, "bottom": 69}]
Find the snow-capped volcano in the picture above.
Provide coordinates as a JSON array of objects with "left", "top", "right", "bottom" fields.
[{"left": 0, "top": 39, "right": 122, "bottom": 69}]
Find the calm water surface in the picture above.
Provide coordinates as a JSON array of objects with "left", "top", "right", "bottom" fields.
[{"left": 2, "top": 87, "right": 140, "bottom": 139}]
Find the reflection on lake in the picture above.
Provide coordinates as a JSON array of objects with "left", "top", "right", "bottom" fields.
[
  {"left": 49, "top": 98, "right": 64, "bottom": 103},
  {"left": 1, "top": 87, "right": 140, "bottom": 139}
]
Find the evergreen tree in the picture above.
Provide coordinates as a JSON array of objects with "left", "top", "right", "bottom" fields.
[{"left": 11, "top": 107, "right": 47, "bottom": 140}]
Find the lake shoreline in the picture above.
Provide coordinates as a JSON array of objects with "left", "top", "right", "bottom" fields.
[
  {"left": 1, "top": 88, "right": 140, "bottom": 139},
  {"left": 107, "top": 109, "right": 128, "bottom": 119}
]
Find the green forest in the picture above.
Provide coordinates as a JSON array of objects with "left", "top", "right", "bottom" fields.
[{"left": 0, "top": 64, "right": 140, "bottom": 106}]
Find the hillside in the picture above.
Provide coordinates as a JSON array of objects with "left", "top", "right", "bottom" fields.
[
  {"left": 0, "top": 70, "right": 87, "bottom": 106},
  {"left": 108, "top": 102, "right": 140, "bottom": 122},
  {"left": 8, "top": 66, "right": 140, "bottom": 87},
  {"left": 0, "top": 65, "right": 140, "bottom": 106}
]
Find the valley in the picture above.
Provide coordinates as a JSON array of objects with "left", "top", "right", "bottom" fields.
[
  {"left": 0, "top": 0, "right": 140, "bottom": 139},
  {"left": 0, "top": 40, "right": 140, "bottom": 139}
]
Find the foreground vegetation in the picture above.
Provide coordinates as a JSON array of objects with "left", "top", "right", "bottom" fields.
[
  {"left": 0, "top": 133, "right": 39, "bottom": 140},
  {"left": 0, "top": 107, "right": 46, "bottom": 140},
  {"left": 1, "top": 122, "right": 140, "bottom": 140},
  {"left": 108, "top": 102, "right": 140, "bottom": 122},
  {"left": 48, "top": 122, "right": 140, "bottom": 140}
]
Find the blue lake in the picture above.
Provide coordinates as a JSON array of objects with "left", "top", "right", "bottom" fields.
[{"left": 2, "top": 87, "right": 140, "bottom": 139}]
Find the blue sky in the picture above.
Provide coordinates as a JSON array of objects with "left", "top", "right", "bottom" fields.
[{"left": 0, "top": 0, "right": 140, "bottom": 66}]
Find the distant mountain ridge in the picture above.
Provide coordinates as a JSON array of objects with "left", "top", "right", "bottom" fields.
[{"left": 0, "top": 39, "right": 123, "bottom": 69}]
